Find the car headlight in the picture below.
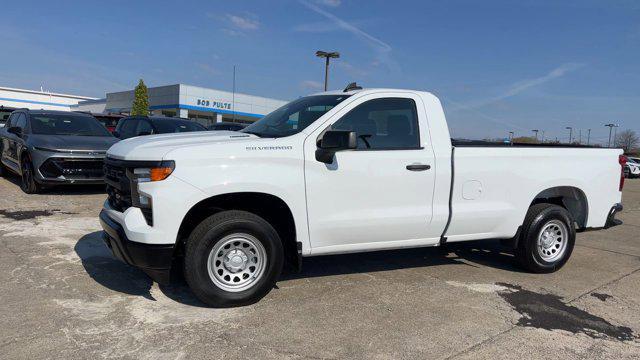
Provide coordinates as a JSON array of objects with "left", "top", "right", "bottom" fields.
[
  {"left": 128, "top": 161, "right": 175, "bottom": 216},
  {"left": 130, "top": 161, "right": 175, "bottom": 183}
]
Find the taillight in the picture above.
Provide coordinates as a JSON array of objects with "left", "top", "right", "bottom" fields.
[{"left": 619, "top": 155, "right": 627, "bottom": 191}]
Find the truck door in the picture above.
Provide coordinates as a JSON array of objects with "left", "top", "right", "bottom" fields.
[{"left": 304, "top": 93, "right": 440, "bottom": 252}]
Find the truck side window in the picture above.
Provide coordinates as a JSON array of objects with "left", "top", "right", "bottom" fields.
[
  {"left": 332, "top": 98, "right": 420, "bottom": 150},
  {"left": 5, "top": 113, "right": 17, "bottom": 128},
  {"left": 118, "top": 119, "right": 138, "bottom": 139},
  {"left": 136, "top": 119, "right": 154, "bottom": 136},
  {"left": 15, "top": 114, "right": 28, "bottom": 131}
]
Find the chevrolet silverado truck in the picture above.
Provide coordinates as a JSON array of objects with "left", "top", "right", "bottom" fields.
[{"left": 100, "top": 86, "right": 625, "bottom": 307}]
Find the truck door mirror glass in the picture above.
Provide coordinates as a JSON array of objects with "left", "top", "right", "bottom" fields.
[{"left": 315, "top": 130, "right": 357, "bottom": 164}]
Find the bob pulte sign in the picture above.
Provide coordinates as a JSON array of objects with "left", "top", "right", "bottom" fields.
[{"left": 196, "top": 99, "right": 232, "bottom": 110}]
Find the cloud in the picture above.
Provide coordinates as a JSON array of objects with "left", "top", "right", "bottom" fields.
[
  {"left": 315, "top": 0, "right": 341, "bottom": 7},
  {"left": 299, "top": 0, "right": 397, "bottom": 71},
  {"left": 226, "top": 14, "right": 259, "bottom": 30},
  {"left": 196, "top": 63, "right": 218, "bottom": 76},
  {"left": 453, "top": 63, "right": 585, "bottom": 111},
  {"left": 300, "top": 80, "right": 324, "bottom": 90}
]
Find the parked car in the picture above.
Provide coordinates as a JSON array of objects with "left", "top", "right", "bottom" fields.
[
  {"left": 0, "top": 106, "right": 17, "bottom": 128},
  {"left": 208, "top": 122, "right": 248, "bottom": 131},
  {"left": 624, "top": 157, "right": 640, "bottom": 178},
  {"left": 93, "top": 113, "right": 125, "bottom": 133},
  {"left": 113, "top": 116, "right": 207, "bottom": 139},
  {"left": 0, "top": 110, "right": 117, "bottom": 193},
  {"left": 100, "top": 86, "right": 624, "bottom": 307}
]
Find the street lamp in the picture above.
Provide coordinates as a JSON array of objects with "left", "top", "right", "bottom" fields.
[
  {"left": 315, "top": 50, "right": 340, "bottom": 91},
  {"left": 605, "top": 123, "right": 618, "bottom": 147},
  {"left": 531, "top": 129, "right": 539, "bottom": 141},
  {"left": 565, "top": 127, "right": 573, "bottom": 144}
]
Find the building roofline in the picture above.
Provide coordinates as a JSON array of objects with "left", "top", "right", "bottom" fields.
[{"left": 0, "top": 86, "right": 97, "bottom": 100}]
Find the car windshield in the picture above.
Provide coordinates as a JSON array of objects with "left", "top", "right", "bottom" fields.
[
  {"left": 241, "top": 95, "right": 350, "bottom": 138},
  {"left": 30, "top": 114, "right": 112, "bottom": 136},
  {"left": 152, "top": 118, "right": 207, "bottom": 133}
]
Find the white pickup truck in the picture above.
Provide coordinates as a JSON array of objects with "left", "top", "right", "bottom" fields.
[{"left": 100, "top": 86, "right": 625, "bottom": 306}]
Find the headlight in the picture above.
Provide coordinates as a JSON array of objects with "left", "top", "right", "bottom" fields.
[{"left": 130, "top": 161, "right": 175, "bottom": 183}]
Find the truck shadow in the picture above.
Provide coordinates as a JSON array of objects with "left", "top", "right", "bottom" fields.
[{"left": 75, "top": 232, "right": 524, "bottom": 308}]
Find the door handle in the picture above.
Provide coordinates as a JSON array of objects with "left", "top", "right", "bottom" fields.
[{"left": 406, "top": 164, "right": 431, "bottom": 171}]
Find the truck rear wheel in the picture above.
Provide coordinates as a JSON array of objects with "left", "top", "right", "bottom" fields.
[
  {"left": 184, "top": 210, "right": 284, "bottom": 307},
  {"left": 516, "top": 203, "right": 575, "bottom": 273}
]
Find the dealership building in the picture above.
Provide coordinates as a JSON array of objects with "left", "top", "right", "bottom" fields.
[
  {"left": 0, "top": 84, "right": 287, "bottom": 126},
  {"left": 103, "top": 84, "right": 287, "bottom": 126}
]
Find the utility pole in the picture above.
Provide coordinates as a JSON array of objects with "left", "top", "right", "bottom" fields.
[
  {"left": 613, "top": 126, "right": 619, "bottom": 147},
  {"left": 587, "top": 129, "right": 591, "bottom": 145},
  {"left": 605, "top": 123, "right": 617, "bottom": 147},
  {"left": 565, "top": 127, "right": 573, "bottom": 144},
  {"left": 579, "top": 129, "right": 582, "bottom": 144},
  {"left": 531, "top": 129, "right": 539, "bottom": 141},
  {"left": 232, "top": 65, "right": 236, "bottom": 122},
  {"left": 315, "top": 51, "right": 340, "bottom": 91}
]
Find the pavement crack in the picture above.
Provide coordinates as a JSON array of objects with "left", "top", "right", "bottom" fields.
[{"left": 567, "top": 267, "right": 640, "bottom": 304}]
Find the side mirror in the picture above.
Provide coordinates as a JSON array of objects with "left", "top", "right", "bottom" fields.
[
  {"left": 7, "top": 126, "right": 22, "bottom": 136},
  {"left": 315, "top": 130, "right": 357, "bottom": 164}
]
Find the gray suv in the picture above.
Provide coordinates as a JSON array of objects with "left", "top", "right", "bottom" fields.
[{"left": 0, "top": 109, "right": 118, "bottom": 193}]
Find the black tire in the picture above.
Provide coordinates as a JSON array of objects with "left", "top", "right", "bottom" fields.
[
  {"left": 20, "top": 156, "right": 42, "bottom": 194},
  {"left": 516, "top": 203, "right": 576, "bottom": 273},
  {"left": 184, "top": 210, "right": 284, "bottom": 307}
]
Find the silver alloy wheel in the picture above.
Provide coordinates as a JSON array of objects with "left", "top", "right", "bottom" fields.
[
  {"left": 536, "top": 220, "right": 568, "bottom": 262},
  {"left": 207, "top": 233, "right": 267, "bottom": 292}
]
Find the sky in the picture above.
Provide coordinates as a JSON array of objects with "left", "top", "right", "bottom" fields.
[{"left": 1, "top": 0, "right": 639, "bottom": 143}]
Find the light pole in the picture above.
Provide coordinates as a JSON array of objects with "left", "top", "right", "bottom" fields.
[
  {"left": 565, "top": 127, "right": 573, "bottom": 144},
  {"left": 605, "top": 123, "right": 617, "bottom": 147},
  {"left": 531, "top": 129, "right": 539, "bottom": 141},
  {"left": 315, "top": 50, "right": 340, "bottom": 91},
  {"left": 587, "top": 129, "right": 591, "bottom": 145}
]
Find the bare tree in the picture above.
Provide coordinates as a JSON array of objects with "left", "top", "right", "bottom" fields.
[{"left": 615, "top": 130, "right": 639, "bottom": 152}]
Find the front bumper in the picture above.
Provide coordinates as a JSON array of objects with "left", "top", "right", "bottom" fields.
[
  {"left": 604, "top": 203, "right": 623, "bottom": 229},
  {"left": 99, "top": 209, "right": 174, "bottom": 284}
]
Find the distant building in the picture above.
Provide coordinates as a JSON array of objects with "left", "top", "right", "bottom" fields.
[
  {"left": 104, "top": 84, "right": 287, "bottom": 126},
  {"left": 0, "top": 86, "right": 97, "bottom": 111},
  {"left": 0, "top": 84, "right": 287, "bottom": 126}
]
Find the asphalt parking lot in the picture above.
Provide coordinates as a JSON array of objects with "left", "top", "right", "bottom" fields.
[{"left": 1, "top": 175, "right": 639, "bottom": 359}]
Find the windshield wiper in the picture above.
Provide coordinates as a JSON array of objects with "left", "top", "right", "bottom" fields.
[{"left": 242, "top": 130, "right": 264, "bottom": 138}]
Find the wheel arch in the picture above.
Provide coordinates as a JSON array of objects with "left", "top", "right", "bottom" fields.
[
  {"left": 530, "top": 186, "right": 589, "bottom": 229},
  {"left": 176, "top": 192, "right": 299, "bottom": 270}
]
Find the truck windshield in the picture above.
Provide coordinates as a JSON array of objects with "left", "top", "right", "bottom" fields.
[{"left": 242, "top": 95, "right": 350, "bottom": 138}]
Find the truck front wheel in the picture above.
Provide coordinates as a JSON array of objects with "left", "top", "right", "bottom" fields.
[
  {"left": 184, "top": 210, "right": 284, "bottom": 307},
  {"left": 516, "top": 203, "right": 576, "bottom": 273}
]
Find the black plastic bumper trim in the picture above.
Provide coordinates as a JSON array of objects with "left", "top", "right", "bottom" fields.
[
  {"left": 99, "top": 210, "right": 174, "bottom": 284},
  {"left": 605, "top": 203, "right": 623, "bottom": 229}
]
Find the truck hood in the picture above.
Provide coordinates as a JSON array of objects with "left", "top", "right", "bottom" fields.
[
  {"left": 30, "top": 134, "right": 118, "bottom": 152},
  {"left": 106, "top": 131, "right": 260, "bottom": 160}
]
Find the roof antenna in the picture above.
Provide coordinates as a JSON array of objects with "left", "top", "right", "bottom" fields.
[{"left": 343, "top": 82, "right": 362, "bottom": 92}]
